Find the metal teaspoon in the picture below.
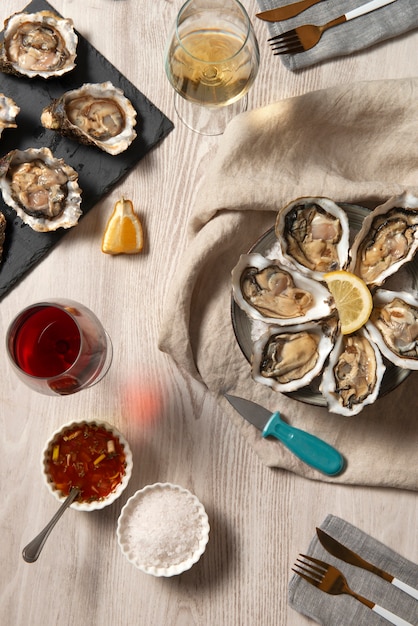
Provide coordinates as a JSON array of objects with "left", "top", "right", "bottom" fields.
[{"left": 22, "top": 486, "right": 80, "bottom": 563}]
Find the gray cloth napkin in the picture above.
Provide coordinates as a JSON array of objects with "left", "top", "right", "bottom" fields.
[
  {"left": 289, "top": 515, "right": 418, "bottom": 625},
  {"left": 256, "top": 0, "right": 418, "bottom": 70},
  {"left": 158, "top": 77, "right": 418, "bottom": 490}
]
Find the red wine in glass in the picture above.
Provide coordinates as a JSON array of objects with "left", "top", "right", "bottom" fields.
[{"left": 6, "top": 300, "right": 112, "bottom": 395}]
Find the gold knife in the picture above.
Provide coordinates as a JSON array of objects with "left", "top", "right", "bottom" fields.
[
  {"left": 316, "top": 528, "right": 418, "bottom": 601},
  {"left": 256, "top": 0, "right": 326, "bottom": 22}
]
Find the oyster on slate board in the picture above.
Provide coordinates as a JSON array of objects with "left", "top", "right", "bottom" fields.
[
  {"left": 0, "top": 9, "right": 77, "bottom": 78},
  {"left": 41, "top": 81, "right": 137, "bottom": 155},
  {"left": 0, "top": 0, "right": 174, "bottom": 300}
]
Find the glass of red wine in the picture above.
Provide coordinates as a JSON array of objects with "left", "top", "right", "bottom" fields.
[{"left": 6, "top": 299, "right": 112, "bottom": 395}]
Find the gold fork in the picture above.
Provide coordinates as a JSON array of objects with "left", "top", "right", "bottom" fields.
[
  {"left": 269, "top": 0, "right": 397, "bottom": 55},
  {"left": 292, "top": 554, "right": 413, "bottom": 626}
]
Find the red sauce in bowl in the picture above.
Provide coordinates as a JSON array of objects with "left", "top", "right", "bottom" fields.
[{"left": 46, "top": 423, "right": 127, "bottom": 503}]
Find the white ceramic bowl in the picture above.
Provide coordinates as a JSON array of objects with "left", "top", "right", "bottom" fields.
[
  {"left": 42, "top": 419, "right": 133, "bottom": 511},
  {"left": 116, "top": 483, "right": 210, "bottom": 576}
]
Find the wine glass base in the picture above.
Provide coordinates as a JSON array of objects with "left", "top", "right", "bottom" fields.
[{"left": 174, "top": 92, "right": 248, "bottom": 136}]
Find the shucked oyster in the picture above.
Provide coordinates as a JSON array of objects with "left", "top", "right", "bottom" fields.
[
  {"left": 0, "top": 11, "right": 77, "bottom": 79},
  {"left": 0, "top": 147, "right": 82, "bottom": 232},
  {"left": 275, "top": 197, "right": 350, "bottom": 281},
  {"left": 320, "top": 327, "right": 385, "bottom": 417},
  {"left": 41, "top": 82, "right": 137, "bottom": 155},
  {"left": 231, "top": 252, "right": 335, "bottom": 326},
  {"left": 367, "top": 289, "right": 418, "bottom": 370},
  {"left": 0, "top": 94, "right": 20, "bottom": 137},
  {"left": 349, "top": 192, "right": 418, "bottom": 286},
  {"left": 251, "top": 318, "right": 337, "bottom": 393}
]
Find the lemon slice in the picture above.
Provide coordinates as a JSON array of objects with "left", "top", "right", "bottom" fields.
[
  {"left": 323, "top": 270, "right": 373, "bottom": 335},
  {"left": 102, "top": 198, "right": 144, "bottom": 255}
]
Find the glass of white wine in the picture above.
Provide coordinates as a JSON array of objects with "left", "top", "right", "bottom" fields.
[{"left": 165, "top": 0, "right": 260, "bottom": 136}]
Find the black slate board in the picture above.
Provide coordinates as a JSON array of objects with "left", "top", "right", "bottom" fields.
[{"left": 0, "top": 0, "right": 174, "bottom": 300}]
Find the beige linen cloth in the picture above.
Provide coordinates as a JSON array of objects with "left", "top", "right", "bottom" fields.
[{"left": 159, "top": 78, "right": 418, "bottom": 490}]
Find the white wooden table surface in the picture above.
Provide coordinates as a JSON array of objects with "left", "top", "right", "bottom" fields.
[{"left": 0, "top": 1, "right": 417, "bottom": 625}]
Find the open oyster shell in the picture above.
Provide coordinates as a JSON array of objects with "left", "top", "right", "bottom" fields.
[
  {"left": 0, "top": 94, "right": 20, "bottom": 137},
  {"left": 0, "top": 11, "right": 77, "bottom": 79},
  {"left": 251, "top": 318, "right": 338, "bottom": 393},
  {"left": 320, "top": 327, "right": 385, "bottom": 417},
  {"left": 0, "top": 147, "right": 82, "bottom": 232},
  {"left": 231, "top": 252, "right": 335, "bottom": 326},
  {"left": 349, "top": 191, "right": 418, "bottom": 286},
  {"left": 275, "top": 197, "right": 350, "bottom": 281},
  {"left": 41, "top": 82, "right": 137, "bottom": 155},
  {"left": 366, "top": 289, "right": 418, "bottom": 370}
]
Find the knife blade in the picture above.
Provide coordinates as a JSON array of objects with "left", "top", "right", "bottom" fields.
[
  {"left": 256, "top": 0, "right": 326, "bottom": 22},
  {"left": 316, "top": 527, "right": 418, "bottom": 600},
  {"left": 224, "top": 394, "right": 344, "bottom": 476}
]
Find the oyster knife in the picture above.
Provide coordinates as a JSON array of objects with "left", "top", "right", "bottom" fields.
[
  {"left": 224, "top": 394, "right": 344, "bottom": 476},
  {"left": 316, "top": 528, "right": 418, "bottom": 600}
]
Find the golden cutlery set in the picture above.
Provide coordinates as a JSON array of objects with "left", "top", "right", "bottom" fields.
[
  {"left": 257, "top": 0, "right": 397, "bottom": 54},
  {"left": 292, "top": 528, "right": 418, "bottom": 625}
]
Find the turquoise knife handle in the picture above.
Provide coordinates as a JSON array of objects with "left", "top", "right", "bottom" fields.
[{"left": 263, "top": 412, "right": 344, "bottom": 476}]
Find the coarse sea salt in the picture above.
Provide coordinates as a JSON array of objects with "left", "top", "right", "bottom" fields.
[{"left": 117, "top": 484, "right": 209, "bottom": 575}]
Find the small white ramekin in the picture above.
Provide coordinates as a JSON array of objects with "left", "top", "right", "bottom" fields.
[
  {"left": 42, "top": 419, "right": 133, "bottom": 511},
  {"left": 116, "top": 483, "right": 210, "bottom": 576}
]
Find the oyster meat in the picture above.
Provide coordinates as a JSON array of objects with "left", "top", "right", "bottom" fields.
[
  {"left": 0, "top": 11, "right": 77, "bottom": 79},
  {"left": 367, "top": 289, "right": 418, "bottom": 370},
  {"left": 0, "top": 211, "right": 6, "bottom": 263},
  {"left": 0, "top": 94, "right": 20, "bottom": 137},
  {"left": 231, "top": 253, "right": 335, "bottom": 325},
  {"left": 275, "top": 197, "right": 350, "bottom": 281},
  {"left": 41, "top": 82, "right": 137, "bottom": 155},
  {"left": 251, "top": 319, "right": 337, "bottom": 392},
  {"left": 320, "top": 328, "right": 385, "bottom": 416},
  {"left": 349, "top": 192, "right": 418, "bottom": 286},
  {"left": 0, "top": 147, "right": 82, "bottom": 232}
]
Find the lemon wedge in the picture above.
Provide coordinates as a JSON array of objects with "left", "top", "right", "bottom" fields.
[
  {"left": 323, "top": 270, "right": 373, "bottom": 335},
  {"left": 102, "top": 198, "right": 144, "bottom": 255}
]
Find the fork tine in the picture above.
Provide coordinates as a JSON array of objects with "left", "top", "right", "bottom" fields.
[
  {"left": 268, "top": 30, "right": 298, "bottom": 43},
  {"left": 294, "top": 563, "right": 323, "bottom": 582},
  {"left": 271, "top": 41, "right": 305, "bottom": 55},
  {"left": 269, "top": 36, "right": 300, "bottom": 48},
  {"left": 292, "top": 552, "right": 329, "bottom": 588},
  {"left": 267, "top": 28, "right": 299, "bottom": 46},
  {"left": 268, "top": 30, "right": 305, "bottom": 55},
  {"left": 297, "top": 555, "right": 327, "bottom": 576},
  {"left": 271, "top": 45, "right": 304, "bottom": 55},
  {"left": 291, "top": 567, "right": 322, "bottom": 586}
]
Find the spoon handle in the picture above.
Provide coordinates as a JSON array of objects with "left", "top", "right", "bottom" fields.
[{"left": 22, "top": 487, "right": 80, "bottom": 563}]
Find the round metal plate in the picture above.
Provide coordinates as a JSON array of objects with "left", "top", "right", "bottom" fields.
[{"left": 231, "top": 204, "right": 417, "bottom": 406}]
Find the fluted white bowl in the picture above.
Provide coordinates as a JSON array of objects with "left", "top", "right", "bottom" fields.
[
  {"left": 116, "top": 483, "right": 210, "bottom": 576},
  {"left": 42, "top": 419, "right": 133, "bottom": 511}
]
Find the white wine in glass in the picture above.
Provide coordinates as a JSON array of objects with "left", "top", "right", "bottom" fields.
[{"left": 165, "top": 0, "right": 260, "bottom": 135}]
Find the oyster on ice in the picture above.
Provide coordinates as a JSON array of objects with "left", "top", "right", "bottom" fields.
[
  {"left": 320, "top": 327, "right": 385, "bottom": 417},
  {"left": 275, "top": 197, "right": 350, "bottom": 281},
  {"left": 41, "top": 82, "right": 137, "bottom": 155},
  {"left": 0, "top": 94, "right": 20, "bottom": 137},
  {"left": 231, "top": 252, "right": 335, "bottom": 325},
  {"left": 0, "top": 11, "right": 77, "bottom": 79},
  {"left": 0, "top": 147, "right": 82, "bottom": 232},
  {"left": 349, "top": 192, "right": 418, "bottom": 286},
  {"left": 251, "top": 319, "right": 337, "bottom": 393},
  {"left": 367, "top": 289, "right": 418, "bottom": 370}
]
